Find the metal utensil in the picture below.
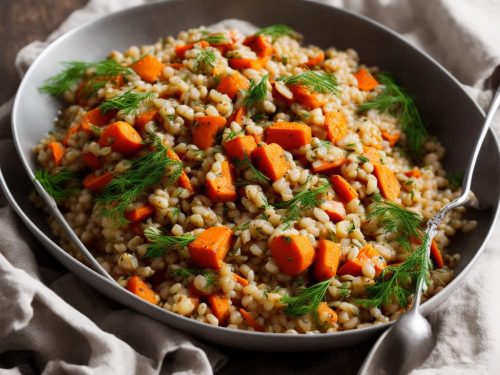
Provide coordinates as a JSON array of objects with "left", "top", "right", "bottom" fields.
[{"left": 358, "top": 88, "right": 500, "bottom": 375}]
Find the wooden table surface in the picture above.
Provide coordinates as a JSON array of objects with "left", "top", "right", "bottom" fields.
[{"left": 0, "top": 1, "right": 373, "bottom": 373}]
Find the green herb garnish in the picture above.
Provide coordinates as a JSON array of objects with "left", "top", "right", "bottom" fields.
[
  {"left": 279, "top": 71, "right": 339, "bottom": 95},
  {"left": 447, "top": 171, "right": 464, "bottom": 190},
  {"left": 357, "top": 156, "right": 369, "bottom": 163},
  {"left": 233, "top": 153, "right": 270, "bottom": 185},
  {"left": 202, "top": 33, "right": 228, "bottom": 44},
  {"left": 243, "top": 74, "right": 268, "bottom": 110},
  {"left": 255, "top": 24, "right": 301, "bottom": 41},
  {"left": 358, "top": 73, "right": 427, "bottom": 159},
  {"left": 281, "top": 279, "right": 331, "bottom": 318},
  {"left": 194, "top": 48, "right": 216, "bottom": 73},
  {"left": 34, "top": 169, "right": 79, "bottom": 200},
  {"left": 143, "top": 227, "right": 196, "bottom": 258},
  {"left": 99, "top": 90, "right": 154, "bottom": 116}
]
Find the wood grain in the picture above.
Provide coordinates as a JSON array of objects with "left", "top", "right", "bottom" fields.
[{"left": 0, "top": 0, "right": 88, "bottom": 103}]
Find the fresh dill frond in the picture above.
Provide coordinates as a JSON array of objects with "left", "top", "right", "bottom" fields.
[
  {"left": 243, "top": 74, "right": 268, "bottom": 110},
  {"left": 194, "top": 48, "right": 216, "bottom": 73},
  {"left": 279, "top": 71, "right": 339, "bottom": 95},
  {"left": 263, "top": 286, "right": 282, "bottom": 298},
  {"left": 99, "top": 90, "right": 154, "bottom": 116},
  {"left": 93, "top": 59, "right": 134, "bottom": 77},
  {"left": 319, "top": 140, "right": 333, "bottom": 149},
  {"left": 143, "top": 227, "right": 196, "bottom": 258},
  {"left": 447, "top": 171, "right": 464, "bottom": 190},
  {"left": 358, "top": 73, "right": 427, "bottom": 159},
  {"left": 170, "top": 266, "right": 196, "bottom": 278},
  {"left": 201, "top": 33, "right": 228, "bottom": 44},
  {"left": 225, "top": 129, "right": 245, "bottom": 142},
  {"left": 34, "top": 169, "right": 79, "bottom": 200},
  {"left": 202, "top": 270, "right": 218, "bottom": 287},
  {"left": 95, "top": 135, "right": 183, "bottom": 223},
  {"left": 255, "top": 24, "right": 302, "bottom": 41},
  {"left": 357, "top": 156, "right": 369, "bottom": 163},
  {"left": 337, "top": 282, "right": 351, "bottom": 299},
  {"left": 366, "top": 194, "right": 423, "bottom": 250},
  {"left": 233, "top": 153, "right": 271, "bottom": 185},
  {"left": 356, "top": 234, "right": 432, "bottom": 308},
  {"left": 281, "top": 279, "right": 331, "bottom": 318}
]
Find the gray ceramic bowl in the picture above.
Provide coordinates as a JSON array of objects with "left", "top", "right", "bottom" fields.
[{"left": 4, "top": 0, "right": 500, "bottom": 351}]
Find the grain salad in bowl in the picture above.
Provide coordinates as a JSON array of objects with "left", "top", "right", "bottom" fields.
[{"left": 33, "top": 24, "right": 475, "bottom": 334}]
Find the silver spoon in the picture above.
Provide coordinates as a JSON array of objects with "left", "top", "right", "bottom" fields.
[{"left": 358, "top": 87, "right": 500, "bottom": 375}]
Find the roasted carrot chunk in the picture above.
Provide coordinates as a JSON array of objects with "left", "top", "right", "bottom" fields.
[
  {"left": 381, "top": 130, "right": 401, "bottom": 146},
  {"left": 127, "top": 275, "right": 157, "bottom": 305},
  {"left": 227, "top": 107, "right": 246, "bottom": 125},
  {"left": 206, "top": 160, "right": 237, "bottom": 202},
  {"left": 216, "top": 72, "right": 250, "bottom": 100},
  {"left": 330, "top": 175, "right": 358, "bottom": 202},
  {"left": 135, "top": 109, "right": 159, "bottom": 132},
  {"left": 188, "top": 226, "right": 233, "bottom": 270},
  {"left": 131, "top": 55, "right": 164, "bottom": 83},
  {"left": 207, "top": 294, "right": 231, "bottom": 324},
  {"left": 166, "top": 149, "right": 193, "bottom": 193},
  {"left": 314, "top": 240, "right": 341, "bottom": 281},
  {"left": 404, "top": 168, "right": 422, "bottom": 178},
  {"left": 265, "top": 122, "right": 312, "bottom": 150},
  {"left": 322, "top": 201, "right": 346, "bottom": 222},
  {"left": 251, "top": 143, "right": 290, "bottom": 181},
  {"left": 270, "top": 235, "right": 315, "bottom": 276},
  {"left": 373, "top": 164, "right": 401, "bottom": 201},
  {"left": 431, "top": 240, "right": 444, "bottom": 269},
  {"left": 354, "top": 68, "right": 379, "bottom": 91},
  {"left": 305, "top": 49, "right": 325, "bottom": 67},
  {"left": 81, "top": 107, "right": 117, "bottom": 132},
  {"left": 175, "top": 41, "right": 209, "bottom": 58},
  {"left": 337, "top": 244, "right": 386, "bottom": 276},
  {"left": 223, "top": 135, "right": 257, "bottom": 161},
  {"left": 229, "top": 57, "right": 268, "bottom": 70},
  {"left": 317, "top": 302, "right": 337, "bottom": 324},
  {"left": 363, "top": 146, "right": 382, "bottom": 165},
  {"left": 239, "top": 308, "right": 265, "bottom": 332},
  {"left": 192, "top": 115, "right": 227, "bottom": 150},
  {"left": 289, "top": 84, "right": 324, "bottom": 109},
  {"left": 324, "top": 111, "right": 347, "bottom": 144},
  {"left": 243, "top": 34, "right": 273, "bottom": 57},
  {"left": 48, "top": 141, "right": 64, "bottom": 166},
  {"left": 232, "top": 273, "right": 249, "bottom": 286},
  {"left": 82, "top": 152, "right": 102, "bottom": 170},
  {"left": 83, "top": 172, "right": 113, "bottom": 193},
  {"left": 125, "top": 204, "right": 155, "bottom": 223},
  {"left": 310, "top": 158, "right": 347, "bottom": 174},
  {"left": 63, "top": 125, "right": 81, "bottom": 146},
  {"left": 99, "top": 121, "right": 143, "bottom": 155}
]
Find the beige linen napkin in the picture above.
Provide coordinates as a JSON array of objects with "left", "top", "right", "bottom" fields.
[{"left": 1, "top": 0, "right": 500, "bottom": 374}]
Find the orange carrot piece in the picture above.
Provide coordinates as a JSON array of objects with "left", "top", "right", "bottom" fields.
[
  {"left": 130, "top": 55, "right": 164, "bottom": 83},
  {"left": 125, "top": 204, "right": 155, "bottom": 223},
  {"left": 322, "top": 201, "right": 346, "bottom": 222},
  {"left": 216, "top": 72, "right": 250, "bottom": 100},
  {"left": 63, "top": 125, "right": 81, "bottom": 146},
  {"left": 82, "top": 152, "right": 102, "bottom": 170},
  {"left": 167, "top": 62, "right": 184, "bottom": 69},
  {"left": 243, "top": 35, "right": 273, "bottom": 57},
  {"left": 381, "top": 130, "right": 401, "bottom": 146},
  {"left": 373, "top": 164, "right": 401, "bottom": 201},
  {"left": 404, "top": 168, "right": 422, "bottom": 178},
  {"left": 324, "top": 111, "right": 347, "bottom": 144},
  {"left": 83, "top": 172, "right": 113, "bottom": 193},
  {"left": 317, "top": 302, "right": 338, "bottom": 324},
  {"left": 127, "top": 275, "right": 157, "bottom": 305},
  {"left": 206, "top": 160, "right": 237, "bottom": 202},
  {"left": 81, "top": 107, "right": 117, "bottom": 132},
  {"left": 223, "top": 135, "right": 257, "bottom": 161},
  {"left": 305, "top": 49, "right": 325, "bottom": 67},
  {"left": 239, "top": 308, "right": 265, "bottom": 332},
  {"left": 337, "top": 257, "right": 363, "bottom": 276},
  {"left": 337, "top": 244, "right": 386, "bottom": 276},
  {"left": 314, "top": 240, "right": 341, "bottom": 281},
  {"left": 135, "top": 109, "right": 159, "bottom": 132},
  {"left": 265, "top": 122, "right": 312, "bottom": 150},
  {"left": 207, "top": 294, "right": 231, "bottom": 324},
  {"left": 360, "top": 244, "right": 386, "bottom": 276},
  {"left": 232, "top": 273, "right": 249, "bottom": 286},
  {"left": 229, "top": 57, "right": 268, "bottom": 70},
  {"left": 251, "top": 143, "right": 290, "bottom": 181},
  {"left": 48, "top": 141, "right": 64, "bottom": 166},
  {"left": 363, "top": 146, "right": 382, "bottom": 165},
  {"left": 166, "top": 149, "right": 193, "bottom": 193},
  {"left": 192, "top": 115, "right": 227, "bottom": 150},
  {"left": 227, "top": 107, "right": 246, "bottom": 125},
  {"left": 310, "top": 158, "right": 347, "bottom": 174},
  {"left": 270, "top": 235, "right": 315, "bottom": 276},
  {"left": 99, "top": 121, "right": 143, "bottom": 155},
  {"left": 175, "top": 41, "right": 209, "bottom": 58},
  {"left": 289, "top": 84, "right": 324, "bottom": 109},
  {"left": 330, "top": 175, "right": 358, "bottom": 202},
  {"left": 188, "top": 226, "right": 233, "bottom": 270},
  {"left": 354, "top": 68, "right": 379, "bottom": 91},
  {"left": 431, "top": 240, "right": 444, "bottom": 269}
]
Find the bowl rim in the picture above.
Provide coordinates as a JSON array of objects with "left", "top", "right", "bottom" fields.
[{"left": 9, "top": 0, "right": 500, "bottom": 341}]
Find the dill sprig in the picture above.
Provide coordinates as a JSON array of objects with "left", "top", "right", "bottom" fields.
[
  {"left": 275, "top": 179, "right": 330, "bottom": 226},
  {"left": 358, "top": 73, "right": 427, "bottom": 158},
  {"left": 95, "top": 135, "right": 183, "bottom": 223},
  {"left": 367, "top": 194, "right": 423, "bottom": 250},
  {"left": 233, "top": 153, "right": 270, "bottom": 185},
  {"left": 279, "top": 71, "right": 339, "bottom": 95},
  {"left": 225, "top": 129, "right": 245, "bottom": 142},
  {"left": 201, "top": 33, "right": 228, "bottom": 44},
  {"left": 255, "top": 24, "right": 302, "bottom": 41},
  {"left": 243, "top": 74, "right": 268, "bottom": 110},
  {"left": 356, "top": 235, "right": 432, "bottom": 308},
  {"left": 447, "top": 171, "right": 464, "bottom": 190},
  {"left": 281, "top": 278, "right": 331, "bottom": 318},
  {"left": 34, "top": 169, "right": 79, "bottom": 200},
  {"left": 143, "top": 227, "right": 196, "bottom": 258},
  {"left": 337, "top": 282, "right": 351, "bottom": 299},
  {"left": 194, "top": 48, "right": 216, "bottom": 73},
  {"left": 39, "top": 59, "right": 133, "bottom": 96},
  {"left": 99, "top": 90, "right": 154, "bottom": 116}
]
